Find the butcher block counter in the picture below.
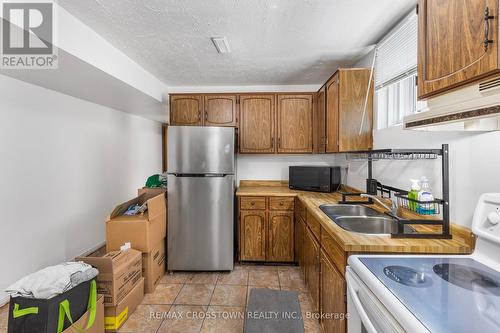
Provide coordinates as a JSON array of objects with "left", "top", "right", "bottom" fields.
[{"left": 236, "top": 181, "right": 474, "bottom": 254}]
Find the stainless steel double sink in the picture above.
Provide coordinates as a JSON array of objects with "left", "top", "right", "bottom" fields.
[{"left": 319, "top": 204, "right": 414, "bottom": 236}]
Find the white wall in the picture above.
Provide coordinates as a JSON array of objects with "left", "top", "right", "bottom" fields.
[
  {"left": 0, "top": 75, "right": 162, "bottom": 304},
  {"left": 344, "top": 53, "right": 500, "bottom": 228},
  {"left": 236, "top": 154, "right": 341, "bottom": 184}
]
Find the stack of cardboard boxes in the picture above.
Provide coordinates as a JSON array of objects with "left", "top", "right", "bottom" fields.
[
  {"left": 106, "top": 191, "right": 167, "bottom": 294},
  {"left": 77, "top": 248, "right": 145, "bottom": 332},
  {"left": 77, "top": 190, "right": 167, "bottom": 332}
]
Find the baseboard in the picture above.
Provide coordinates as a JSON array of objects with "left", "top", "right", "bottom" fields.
[{"left": 0, "top": 291, "right": 9, "bottom": 307}]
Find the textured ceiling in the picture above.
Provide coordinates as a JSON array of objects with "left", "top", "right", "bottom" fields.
[{"left": 58, "top": 0, "right": 416, "bottom": 86}]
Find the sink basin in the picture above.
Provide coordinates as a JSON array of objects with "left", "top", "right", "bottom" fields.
[
  {"left": 319, "top": 204, "right": 384, "bottom": 218},
  {"left": 334, "top": 216, "right": 415, "bottom": 235}
]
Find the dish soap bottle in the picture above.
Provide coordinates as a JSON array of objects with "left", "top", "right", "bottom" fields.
[
  {"left": 408, "top": 179, "right": 420, "bottom": 212},
  {"left": 417, "top": 177, "right": 435, "bottom": 215}
]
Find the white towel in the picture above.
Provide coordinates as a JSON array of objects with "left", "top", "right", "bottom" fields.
[{"left": 5, "top": 262, "right": 97, "bottom": 299}]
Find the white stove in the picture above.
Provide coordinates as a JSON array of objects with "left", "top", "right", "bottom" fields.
[{"left": 347, "top": 193, "right": 500, "bottom": 333}]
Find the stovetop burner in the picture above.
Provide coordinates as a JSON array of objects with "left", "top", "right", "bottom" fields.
[
  {"left": 383, "top": 265, "right": 432, "bottom": 287},
  {"left": 433, "top": 263, "right": 500, "bottom": 296}
]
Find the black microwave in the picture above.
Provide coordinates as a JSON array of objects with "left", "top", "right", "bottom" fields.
[{"left": 289, "top": 166, "right": 341, "bottom": 193}]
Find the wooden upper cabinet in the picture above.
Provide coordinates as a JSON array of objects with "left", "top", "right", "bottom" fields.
[
  {"left": 267, "top": 211, "right": 294, "bottom": 262},
  {"left": 325, "top": 74, "right": 340, "bottom": 153},
  {"left": 338, "top": 69, "right": 373, "bottom": 152},
  {"left": 314, "top": 87, "right": 326, "bottom": 154},
  {"left": 277, "top": 94, "right": 313, "bottom": 153},
  {"left": 204, "top": 95, "right": 238, "bottom": 127},
  {"left": 418, "top": 0, "right": 500, "bottom": 99},
  {"left": 170, "top": 95, "right": 203, "bottom": 126},
  {"left": 239, "top": 95, "right": 276, "bottom": 153},
  {"left": 325, "top": 69, "right": 373, "bottom": 153},
  {"left": 240, "top": 210, "right": 267, "bottom": 261}
]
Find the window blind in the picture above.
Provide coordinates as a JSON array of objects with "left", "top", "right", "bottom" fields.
[{"left": 375, "top": 12, "right": 417, "bottom": 89}]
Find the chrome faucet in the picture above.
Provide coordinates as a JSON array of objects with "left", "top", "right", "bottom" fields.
[{"left": 360, "top": 194, "right": 398, "bottom": 216}]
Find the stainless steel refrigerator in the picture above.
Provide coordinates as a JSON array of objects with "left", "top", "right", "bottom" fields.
[{"left": 167, "top": 126, "right": 235, "bottom": 271}]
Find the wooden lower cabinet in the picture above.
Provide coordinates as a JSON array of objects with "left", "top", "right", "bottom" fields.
[
  {"left": 239, "top": 196, "right": 294, "bottom": 263},
  {"left": 304, "top": 227, "right": 320, "bottom": 314},
  {"left": 320, "top": 250, "right": 347, "bottom": 333},
  {"left": 239, "top": 210, "right": 266, "bottom": 261},
  {"left": 268, "top": 211, "right": 294, "bottom": 262}
]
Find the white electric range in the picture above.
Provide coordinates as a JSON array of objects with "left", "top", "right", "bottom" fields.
[{"left": 347, "top": 193, "right": 500, "bottom": 333}]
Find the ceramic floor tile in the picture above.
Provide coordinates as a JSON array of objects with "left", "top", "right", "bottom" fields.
[
  {"left": 200, "top": 306, "right": 244, "bottom": 333},
  {"left": 298, "top": 292, "right": 313, "bottom": 312},
  {"left": 174, "top": 284, "right": 215, "bottom": 306},
  {"left": 118, "top": 304, "right": 170, "bottom": 333},
  {"left": 186, "top": 273, "right": 219, "bottom": 285},
  {"left": 161, "top": 272, "right": 192, "bottom": 284},
  {"left": 157, "top": 305, "right": 207, "bottom": 333},
  {"left": 142, "top": 284, "right": 183, "bottom": 305},
  {"left": 248, "top": 269, "right": 280, "bottom": 288},
  {"left": 303, "top": 316, "right": 321, "bottom": 333},
  {"left": 0, "top": 304, "right": 8, "bottom": 330},
  {"left": 280, "top": 277, "right": 307, "bottom": 292},
  {"left": 210, "top": 285, "right": 247, "bottom": 307},
  {"left": 217, "top": 268, "right": 249, "bottom": 286}
]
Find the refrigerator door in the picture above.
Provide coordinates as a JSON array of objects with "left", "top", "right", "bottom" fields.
[
  {"left": 168, "top": 174, "right": 234, "bottom": 271},
  {"left": 168, "top": 126, "right": 235, "bottom": 174}
]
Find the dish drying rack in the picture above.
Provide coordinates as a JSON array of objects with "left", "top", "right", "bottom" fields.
[{"left": 339, "top": 144, "right": 451, "bottom": 239}]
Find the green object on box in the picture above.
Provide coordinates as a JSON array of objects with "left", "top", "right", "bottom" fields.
[{"left": 145, "top": 174, "right": 167, "bottom": 188}]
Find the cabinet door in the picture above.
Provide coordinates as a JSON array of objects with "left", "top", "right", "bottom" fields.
[
  {"left": 170, "top": 95, "right": 203, "bottom": 126},
  {"left": 239, "top": 95, "right": 276, "bottom": 153},
  {"left": 204, "top": 95, "right": 238, "bottom": 127},
  {"left": 320, "top": 251, "right": 346, "bottom": 333},
  {"left": 276, "top": 94, "right": 313, "bottom": 153},
  {"left": 418, "top": 0, "right": 500, "bottom": 99},
  {"left": 325, "top": 74, "right": 339, "bottom": 153},
  {"left": 304, "top": 228, "right": 320, "bottom": 314},
  {"left": 314, "top": 86, "right": 326, "bottom": 154},
  {"left": 240, "top": 210, "right": 267, "bottom": 261},
  {"left": 338, "top": 69, "right": 373, "bottom": 152},
  {"left": 267, "top": 211, "right": 294, "bottom": 262}
]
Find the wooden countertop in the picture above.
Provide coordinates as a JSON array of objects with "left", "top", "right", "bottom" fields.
[{"left": 236, "top": 182, "right": 474, "bottom": 254}]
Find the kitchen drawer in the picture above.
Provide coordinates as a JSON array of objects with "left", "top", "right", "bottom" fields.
[
  {"left": 321, "top": 232, "right": 346, "bottom": 276},
  {"left": 269, "top": 197, "right": 294, "bottom": 211},
  {"left": 306, "top": 211, "right": 321, "bottom": 241},
  {"left": 240, "top": 197, "right": 266, "bottom": 210}
]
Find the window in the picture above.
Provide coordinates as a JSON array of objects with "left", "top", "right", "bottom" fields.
[{"left": 374, "top": 11, "right": 423, "bottom": 129}]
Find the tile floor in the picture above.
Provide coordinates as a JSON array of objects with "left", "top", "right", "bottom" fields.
[{"left": 0, "top": 264, "right": 322, "bottom": 333}]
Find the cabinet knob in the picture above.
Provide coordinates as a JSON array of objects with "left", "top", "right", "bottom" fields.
[
  {"left": 280, "top": 202, "right": 284, "bottom": 206},
  {"left": 251, "top": 202, "right": 255, "bottom": 206}
]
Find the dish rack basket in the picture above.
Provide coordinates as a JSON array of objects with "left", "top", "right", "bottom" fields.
[{"left": 340, "top": 144, "right": 451, "bottom": 239}]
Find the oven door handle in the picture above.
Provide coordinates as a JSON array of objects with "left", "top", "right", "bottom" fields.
[{"left": 347, "top": 277, "right": 379, "bottom": 333}]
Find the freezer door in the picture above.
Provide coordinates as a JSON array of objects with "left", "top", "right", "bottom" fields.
[
  {"left": 168, "top": 174, "right": 234, "bottom": 271},
  {"left": 168, "top": 126, "right": 235, "bottom": 174}
]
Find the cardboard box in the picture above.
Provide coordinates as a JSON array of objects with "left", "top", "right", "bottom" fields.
[
  {"left": 77, "top": 249, "right": 142, "bottom": 306},
  {"left": 143, "top": 239, "right": 166, "bottom": 293},
  {"left": 63, "top": 295, "right": 104, "bottom": 333},
  {"left": 104, "top": 278, "right": 144, "bottom": 332},
  {"left": 138, "top": 187, "right": 166, "bottom": 198},
  {"left": 106, "top": 193, "right": 166, "bottom": 253}
]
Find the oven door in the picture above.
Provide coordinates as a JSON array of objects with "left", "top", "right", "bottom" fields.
[{"left": 346, "top": 268, "right": 406, "bottom": 333}]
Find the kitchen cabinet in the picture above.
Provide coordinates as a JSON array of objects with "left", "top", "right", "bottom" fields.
[
  {"left": 320, "top": 249, "right": 346, "bottom": 333},
  {"left": 325, "top": 69, "right": 373, "bottom": 152},
  {"left": 238, "top": 196, "right": 294, "bottom": 262},
  {"left": 304, "top": 226, "right": 320, "bottom": 314},
  {"left": 276, "top": 94, "right": 313, "bottom": 153},
  {"left": 417, "top": 0, "right": 500, "bottom": 99},
  {"left": 170, "top": 95, "right": 204, "bottom": 126},
  {"left": 204, "top": 95, "right": 238, "bottom": 127},
  {"left": 314, "top": 86, "right": 327, "bottom": 154},
  {"left": 239, "top": 95, "right": 276, "bottom": 153},
  {"left": 268, "top": 211, "right": 294, "bottom": 262},
  {"left": 240, "top": 210, "right": 267, "bottom": 261}
]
